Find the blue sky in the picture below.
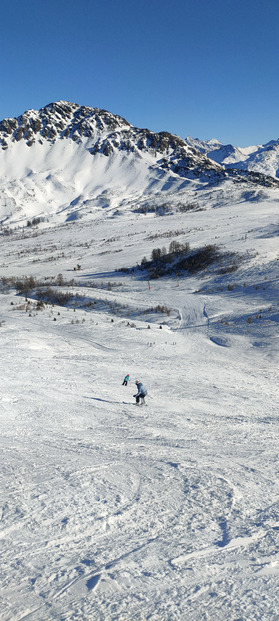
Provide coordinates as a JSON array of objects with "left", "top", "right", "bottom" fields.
[{"left": 1, "top": 0, "right": 279, "bottom": 146}]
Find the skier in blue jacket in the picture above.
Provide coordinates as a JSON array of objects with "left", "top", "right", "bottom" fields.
[
  {"left": 133, "top": 380, "right": 147, "bottom": 405},
  {"left": 122, "top": 374, "right": 130, "bottom": 386}
]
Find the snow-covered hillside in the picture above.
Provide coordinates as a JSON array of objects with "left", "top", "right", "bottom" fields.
[
  {"left": 0, "top": 101, "right": 223, "bottom": 230},
  {"left": 1, "top": 101, "right": 279, "bottom": 232},
  {"left": 0, "top": 103, "right": 279, "bottom": 620}
]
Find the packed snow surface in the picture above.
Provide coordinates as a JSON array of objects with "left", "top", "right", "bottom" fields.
[
  {"left": 0, "top": 108, "right": 279, "bottom": 620},
  {"left": 1, "top": 197, "right": 279, "bottom": 620}
]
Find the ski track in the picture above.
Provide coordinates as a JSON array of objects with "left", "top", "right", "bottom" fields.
[{"left": 0, "top": 202, "right": 279, "bottom": 620}]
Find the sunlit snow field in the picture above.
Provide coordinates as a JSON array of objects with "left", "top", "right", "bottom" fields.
[{"left": 0, "top": 187, "right": 279, "bottom": 620}]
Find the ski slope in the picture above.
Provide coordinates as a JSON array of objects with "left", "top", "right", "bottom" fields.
[{"left": 0, "top": 186, "right": 279, "bottom": 620}]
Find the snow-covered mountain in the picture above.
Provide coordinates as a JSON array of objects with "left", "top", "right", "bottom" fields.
[
  {"left": 186, "top": 135, "right": 279, "bottom": 178},
  {"left": 0, "top": 101, "right": 220, "bottom": 226},
  {"left": 1, "top": 101, "right": 279, "bottom": 230}
]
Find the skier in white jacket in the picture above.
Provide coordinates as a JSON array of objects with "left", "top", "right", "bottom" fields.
[{"left": 133, "top": 380, "right": 147, "bottom": 405}]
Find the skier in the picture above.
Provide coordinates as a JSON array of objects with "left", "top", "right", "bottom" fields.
[
  {"left": 122, "top": 374, "right": 130, "bottom": 386},
  {"left": 133, "top": 380, "right": 147, "bottom": 405}
]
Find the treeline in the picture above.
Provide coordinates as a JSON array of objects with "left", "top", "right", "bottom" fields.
[
  {"left": 140, "top": 241, "right": 219, "bottom": 279},
  {"left": 0, "top": 274, "right": 74, "bottom": 306}
]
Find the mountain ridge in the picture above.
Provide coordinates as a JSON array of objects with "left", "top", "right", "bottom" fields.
[
  {"left": 0, "top": 101, "right": 279, "bottom": 230},
  {"left": 0, "top": 100, "right": 224, "bottom": 181},
  {"left": 186, "top": 135, "right": 279, "bottom": 179}
]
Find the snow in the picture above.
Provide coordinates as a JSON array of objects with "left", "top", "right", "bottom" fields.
[
  {"left": 0, "top": 134, "right": 279, "bottom": 620},
  {"left": 186, "top": 136, "right": 279, "bottom": 180}
]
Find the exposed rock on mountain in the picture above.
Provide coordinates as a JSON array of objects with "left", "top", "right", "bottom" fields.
[
  {"left": 0, "top": 101, "right": 130, "bottom": 147},
  {"left": 0, "top": 102, "right": 279, "bottom": 229},
  {"left": 0, "top": 100, "right": 223, "bottom": 180}
]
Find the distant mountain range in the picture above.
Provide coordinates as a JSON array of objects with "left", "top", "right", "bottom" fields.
[
  {"left": 0, "top": 101, "right": 278, "bottom": 228},
  {"left": 185, "top": 136, "right": 279, "bottom": 179}
]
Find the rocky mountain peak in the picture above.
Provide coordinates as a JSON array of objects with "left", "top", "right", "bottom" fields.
[
  {"left": 0, "top": 101, "right": 131, "bottom": 150},
  {"left": 1, "top": 102, "right": 279, "bottom": 190},
  {"left": 0, "top": 101, "right": 225, "bottom": 181}
]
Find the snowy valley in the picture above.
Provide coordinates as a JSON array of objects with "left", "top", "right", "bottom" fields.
[{"left": 0, "top": 102, "right": 278, "bottom": 620}]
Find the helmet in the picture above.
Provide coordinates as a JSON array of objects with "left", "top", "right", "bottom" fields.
[{"left": 135, "top": 380, "right": 140, "bottom": 385}]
